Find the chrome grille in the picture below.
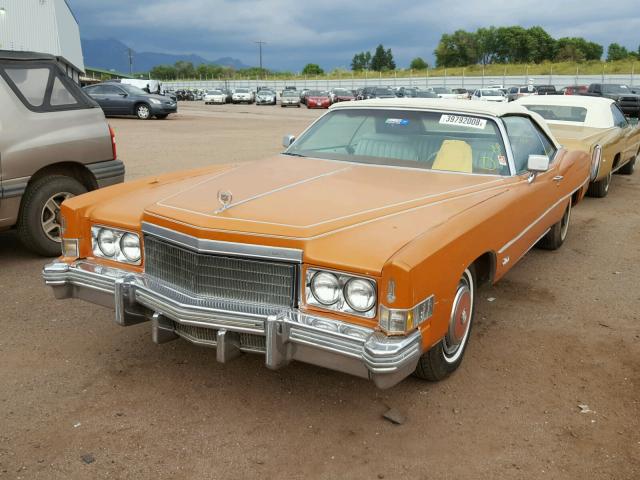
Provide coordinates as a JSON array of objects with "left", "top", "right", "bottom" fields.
[{"left": 144, "top": 235, "right": 296, "bottom": 307}]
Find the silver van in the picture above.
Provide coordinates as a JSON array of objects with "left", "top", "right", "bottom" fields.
[{"left": 0, "top": 51, "right": 124, "bottom": 255}]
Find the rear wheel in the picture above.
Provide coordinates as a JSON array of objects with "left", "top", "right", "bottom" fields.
[
  {"left": 537, "top": 199, "right": 571, "bottom": 250},
  {"left": 587, "top": 171, "right": 612, "bottom": 197},
  {"left": 618, "top": 153, "right": 637, "bottom": 175},
  {"left": 135, "top": 103, "right": 151, "bottom": 120},
  {"left": 414, "top": 266, "right": 475, "bottom": 382},
  {"left": 17, "top": 175, "right": 87, "bottom": 256}
]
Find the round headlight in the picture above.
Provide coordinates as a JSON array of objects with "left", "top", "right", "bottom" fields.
[
  {"left": 97, "top": 228, "right": 117, "bottom": 257},
  {"left": 120, "top": 233, "right": 141, "bottom": 262},
  {"left": 310, "top": 272, "right": 340, "bottom": 305},
  {"left": 344, "top": 278, "right": 376, "bottom": 312}
]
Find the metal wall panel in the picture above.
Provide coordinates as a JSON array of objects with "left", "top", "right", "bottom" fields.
[{"left": 0, "top": 0, "right": 83, "bottom": 73}]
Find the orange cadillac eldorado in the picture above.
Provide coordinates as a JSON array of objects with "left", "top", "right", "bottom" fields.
[
  {"left": 515, "top": 95, "right": 639, "bottom": 197},
  {"left": 43, "top": 99, "right": 594, "bottom": 388}
]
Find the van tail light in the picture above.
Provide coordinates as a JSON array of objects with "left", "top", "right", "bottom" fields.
[{"left": 109, "top": 124, "right": 117, "bottom": 160}]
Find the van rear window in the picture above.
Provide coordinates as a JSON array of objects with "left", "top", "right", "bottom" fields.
[
  {"left": 5, "top": 67, "right": 49, "bottom": 107},
  {"left": 0, "top": 63, "right": 93, "bottom": 112}
]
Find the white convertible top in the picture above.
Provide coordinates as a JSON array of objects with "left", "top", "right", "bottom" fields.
[
  {"left": 330, "top": 98, "right": 560, "bottom": 147},
  {"left": 513, "top": 95, "right": 616, "bottom": 129}
]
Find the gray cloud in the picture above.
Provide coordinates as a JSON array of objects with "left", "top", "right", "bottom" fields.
[{"left": 68, "top": 0, "right": 640, "bottom": 70}]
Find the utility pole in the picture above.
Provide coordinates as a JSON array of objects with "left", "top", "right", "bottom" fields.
[
  {"left": 127, "top": 48, "right": 134, "bottom": 75},
  {"left": 254, "top": 41, "right": 266, "bottom": 76}
]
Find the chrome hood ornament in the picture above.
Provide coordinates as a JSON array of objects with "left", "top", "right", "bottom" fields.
[{"left": 217, "top": 190, "right": 233, "bottom": 211}]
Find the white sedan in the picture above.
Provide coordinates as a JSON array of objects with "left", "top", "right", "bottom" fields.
[
  {"left": 204, "top": 89, "right": 226, "bottom": 105},
  {"left": 471, "top": 89, "right": 508, "bottom": 102}
]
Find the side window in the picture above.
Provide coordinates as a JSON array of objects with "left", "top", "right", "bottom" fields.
[
  {"left": 503, "top": 116, "right": 557, "bottom": 174},
  {"left": 50, "top": 76, "right": 78, "bottom": 106},
  {"left": 4, "top": 67, "right": 49, "bottom": 107},
  {"left": 611, "top": 104, "right": 628, "bottom": 128},
  {"left": 102, "top": 85, "right": 123, "bottom": 95}
]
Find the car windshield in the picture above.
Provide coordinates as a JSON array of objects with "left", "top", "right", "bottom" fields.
[
  {"left": 432, "top": 87, "right": 451, "bottom": 94},
  {"left": 259, "top": 90, "right": 275, "bottom": 95},
  {"left": 481, "top": 90, "right": 502, "bottom": 96},
  {"left": 307, "top": 90, "right": 326, "bottom": 96},
  {"left": 333, "top": 89, "right": 352, "bottom": 95},
  {"left": 602, "top": 84, "right": 631, "bottom": 94},
  {"left": 523, "top": 104, "right": 588, "bottom": 123},
  {"left": 235, "top": 88, "right": 249, "bottom": 93},
  {"left": 519, "top": 86, "right": 536, "bottom": 93},
  {"left": 374, "top": 88, "right": 394, "bottom": 96},
  {"left": 285, "top": 108, "right": 509, "bottom": 175},
  {"left": 283, "top": 91, "right": 299, "bottom": 97},
  {"left": 121, "top": 84, "right": 148, "bottom": 95},
  {"left": 207, "top": 90, "right": 222, "bottom": 94}
]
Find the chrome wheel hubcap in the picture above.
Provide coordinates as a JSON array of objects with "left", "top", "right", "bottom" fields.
[
  {"left": 443, "top": 271, "right": 473, "bottom": 363},
  {"left": 138, "top": 106, "right": 150, "bottom": 118},
  {"left": 41, "top": 192, "right": 73, "bottom": 242}
]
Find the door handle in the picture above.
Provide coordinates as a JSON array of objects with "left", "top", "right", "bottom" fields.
[{"left": 553, "top": 175, "right": 564, "bottom": 182}]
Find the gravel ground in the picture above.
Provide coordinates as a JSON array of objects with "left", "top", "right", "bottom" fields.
[{"left": 1, "top": 102, "right": 639, "bottom": 480}]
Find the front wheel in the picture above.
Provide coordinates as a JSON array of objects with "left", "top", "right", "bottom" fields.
[
  {"left": 414, "top": 267, "right": 475, "bottom": 382},
  {"left": 537, "top": 199, "right": 571, "bottom": 250},
  {"left": 135, "top": 103, "right": 151, "bottom": 120},
  {"left": 17, "top": 175, "right": 87, "bottom": 256}
]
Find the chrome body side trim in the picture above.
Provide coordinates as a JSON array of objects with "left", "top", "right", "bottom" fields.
[
  {"left": 141, "top": 222, "right": 303, "bottom": 263},
  {"left": 498, "top": 178, "right": 588, "bottom": 255},
  {"left": 43, "top": 260, "right": 421, "bottom": 389}
]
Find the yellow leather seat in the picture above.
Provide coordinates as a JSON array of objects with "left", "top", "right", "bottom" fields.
[{"left": 432, "top": 140, "right": 473, "bottom": 173}]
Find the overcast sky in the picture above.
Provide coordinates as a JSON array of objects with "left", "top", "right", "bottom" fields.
[{"left": 68, "top": 0, "right": 640, "bottom": 71}]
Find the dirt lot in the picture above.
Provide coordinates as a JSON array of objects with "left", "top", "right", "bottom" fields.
[{"left": 1, "top": 102, "right": 639, "bottom": 480}]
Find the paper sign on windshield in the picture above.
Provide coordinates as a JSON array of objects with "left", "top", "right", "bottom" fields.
[{"left": 439, "top": 114, "right": 487, "bottom": 129}]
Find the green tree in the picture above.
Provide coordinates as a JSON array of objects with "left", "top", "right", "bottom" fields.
[
  {"left": 476, "top": 27, "right": 498, "bottom": 64},
  {"left": 385, "top": 48, "right": 396, "bottom": 70},
  {"left": 351, "top": 51, "right": 371, "bottom": 71},
  {"left": 435, "top": 30, "right": 477, "bottom": 67},
  {"left": 174, "top": 60, "right": 196, "bottom": 78},
  {"left": 607, "top": 43, "right": 629, "bottom": 61},
  {"left": 301, "top": 63, "right": 324, "bottom": 75},
  {"left": 527, "top": 26, "right": 556, "bottom": 63},
  {"left": 150, "top": 64, "right": 177, "bottom": 80},
  {"left": 555, "top": 44, "right": 586, "bottom": 62},
  {"left": 409, "top": 57, "right": 428, "bottom": 70},
  {"left": 370, "top": 44, "right": 387, "bottom": 71}
]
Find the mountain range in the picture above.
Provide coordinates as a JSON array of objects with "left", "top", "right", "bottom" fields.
[{"left": 81, "top": 38, "right": 250, "bottom": 73}]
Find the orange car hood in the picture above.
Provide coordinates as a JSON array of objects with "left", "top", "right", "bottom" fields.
[{"left": 90, "top": 156, "right": 507, "bottom": 273}]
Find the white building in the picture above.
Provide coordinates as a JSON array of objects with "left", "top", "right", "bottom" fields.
[{"left": 0, "top": 0, "right": 84, "bottom": 81}]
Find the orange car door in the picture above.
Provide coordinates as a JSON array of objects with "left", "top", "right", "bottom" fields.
[{"left": 496, "top": 116, "right": 567, "bottom": 269}]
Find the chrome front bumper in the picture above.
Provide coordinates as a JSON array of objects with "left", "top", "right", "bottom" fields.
[{"left": 43, "top": 261, "right": 422, "bottom": 388}]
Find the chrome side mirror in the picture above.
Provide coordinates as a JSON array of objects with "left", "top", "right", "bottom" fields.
[
  {"left": 282, "top": 134, "right": 296, "bottom": 148},
  {"left": 527, "top": 154, "right": 550, "bottom": 172},
  {"left": 527, "top": 154, "right": 550, "bottom": 183}
]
